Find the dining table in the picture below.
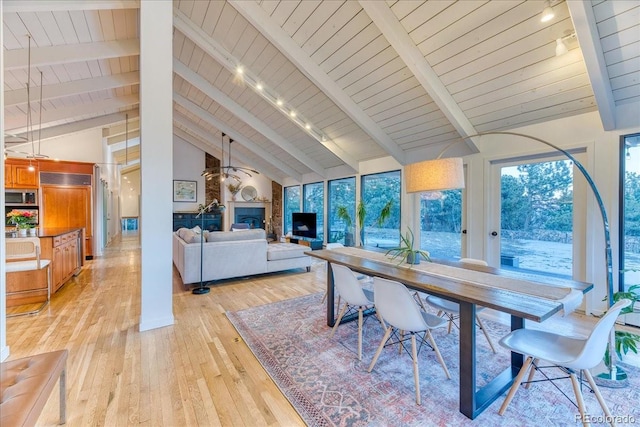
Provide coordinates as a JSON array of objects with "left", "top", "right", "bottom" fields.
[{"left": 306, "top": 247, "right": 593, "bottom": 420}]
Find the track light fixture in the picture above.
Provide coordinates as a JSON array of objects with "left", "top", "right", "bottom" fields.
[
  {"left": 555, "top": 32, "right": 576, "bottom": 56},
  {"left": 540, "top": 0, "right": 555, "bottom": 23}
]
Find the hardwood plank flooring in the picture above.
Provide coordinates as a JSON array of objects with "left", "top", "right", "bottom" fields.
[
  {"left": 6, "top": 233, "right": 323, "bottom": 426},
  {"left": 6, "top": 233, "right": 638, "bottom": 425}
]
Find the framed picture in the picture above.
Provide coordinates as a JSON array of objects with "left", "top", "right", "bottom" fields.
[{"left": 173, "top": 180, "right": 197, "bottom": 202}]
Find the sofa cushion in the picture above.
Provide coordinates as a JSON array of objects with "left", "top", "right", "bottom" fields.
[
  {"left": 207, "top": 229, "right": 266, "bottom": 242},
  {"left": 267, "top": 243, "right": 309, "bottom": 261}
]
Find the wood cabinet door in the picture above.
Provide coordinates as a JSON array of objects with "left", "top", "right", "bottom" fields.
[
  {"left": 13, "top": 163, "right": 39, "bottom": 187},
  {"left": 53, "top": 246, "right": 64, "bottom": 292},
  {"left": 41, "top": 185, "right": 92, "bottom": 257}
]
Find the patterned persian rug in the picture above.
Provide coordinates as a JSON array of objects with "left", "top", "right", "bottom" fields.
[{"left": 227, "top": 293, "right": 640, "bottom": 426}]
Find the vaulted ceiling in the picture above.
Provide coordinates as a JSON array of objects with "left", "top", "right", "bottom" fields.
[{"left": 3, "top": 1, "right": 639, "bottom": 182}]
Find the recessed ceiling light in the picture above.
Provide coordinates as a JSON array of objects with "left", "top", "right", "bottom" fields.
[
  {"left": 276, "top": 99, "right": 283, "bottom": 106},
  {"left": 305, "top": 123, "right": 311, "bottom": 130},
  {"left": 236, "top": 66, "right": 244, "bottom": 74},
  {"left": 256, "top": 83, "right": 263, "bottom": 91},
  {"left": 290, "top": 111, "right": 296, "bottom": 118}
]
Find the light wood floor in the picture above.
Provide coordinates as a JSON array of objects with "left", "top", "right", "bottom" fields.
[
  {"left": 6, "top": 233, "right": 324, "bottom": 426},
  {"left": 6, "top": 233, "right": 638, "bottom": 426}
]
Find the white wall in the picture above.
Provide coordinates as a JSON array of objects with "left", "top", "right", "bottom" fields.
[
  {"left": 36, "top": 128, "right": 105, "bottom": 163},
  {"left": 173, "top": 135, "right": 205, "bottom": 212},
  {"left": 120, "top": 170, "right": 140, "bottom": 217}
]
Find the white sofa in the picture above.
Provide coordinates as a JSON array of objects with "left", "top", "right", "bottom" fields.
[{"left": 173, "top": 227, "right": 311, "bottom": 285}]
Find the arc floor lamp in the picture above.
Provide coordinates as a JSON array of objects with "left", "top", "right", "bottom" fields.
[{"left": 405, "top": 131, "right": 623, "bottom": 385}]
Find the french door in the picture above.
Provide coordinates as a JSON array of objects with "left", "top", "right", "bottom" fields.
[{"left": 488, "top": 152, "right": 587, "bottom": 280}]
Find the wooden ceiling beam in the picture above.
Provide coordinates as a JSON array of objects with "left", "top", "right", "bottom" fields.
[
  {"left": 360, "top": 1, "right": 479, "bottom": 156},
  {"left": 5, "top": 72, "right": 139, "bottom": 107},
  {"left": 5, "top": 39, "right": 139, "bottom": 70},
  {"left": 566, "top": 1, "right": 616, "bottom": 130}
]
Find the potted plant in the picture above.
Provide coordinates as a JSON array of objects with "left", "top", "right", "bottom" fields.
[
  {"left": 386, "top": 228, "right": 430, "bottom": 266},
  {"left": 336, "top": 205, "right": 355, "bottom": 246},
  {"left": 6, "top": 209, "right": 35, "bottom": 236},
  {"left": 602, "top": 280, "right": 640, "bottom": 367},
  {"left": 358, "top": 199, "right": 393, "bottom": 246}
]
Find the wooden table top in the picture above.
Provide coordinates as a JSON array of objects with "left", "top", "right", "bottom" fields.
[{"left": 307, "top": 248, "right": 593, "bottom": 323}]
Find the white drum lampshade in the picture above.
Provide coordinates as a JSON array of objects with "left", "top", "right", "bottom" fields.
[{"left": 405, "top": 158, "right": 465, "bottom": 193}]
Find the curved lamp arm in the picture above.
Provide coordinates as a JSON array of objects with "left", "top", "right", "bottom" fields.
[
  {"left": 461, "top": 131, "right": 613, "bottom": 307},
  {"left": 456, "top": 131, "right": 618, "bottom": 382}
]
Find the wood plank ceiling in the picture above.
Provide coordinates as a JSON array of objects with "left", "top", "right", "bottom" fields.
[{"left": 3, "top": 0, "right": 639, "bottom": 182}]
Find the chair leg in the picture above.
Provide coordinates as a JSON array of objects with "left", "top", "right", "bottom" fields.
[
  {"left": 368, "top": 327, "right": 393, "bottom": 373},
  {"left": 399, "top": 330, "right": 404, "bottom": 354},
  {"left": 60, "top": 364, "right": 67, "bottom": 424},
  {"left": 426, "top": 330, "right": 451, "bottom": 379},
  {"left": 357, "top": 308, "right": 364, "bottom": 361},
  {"left": 499, "top": 356, "right": 534, "bottom": 415},
  {"left": 413, "top": 291, "right": 428, "bottom": 312},
  {"left": 411, "top": 334, "right": 421, "bottom": 405},
  {"left": 569, "top": 373, "right": 589, "bottom": 427},
  {"left": 583, "top": 369, "right": 615, "bottom": 425},
  {"left": 475, "top": 315, "right": 496, "bottom": 353},
  {"left": 321, "top": 290, "right": 327, "bottom": 304},
  {"left": 524, "top": 358, "right": 539, "bottom": 389},
  {"left": 330, "top": 303, "right": 349, "bottom": 338},
  {"left": 447, "top": 314, "right": 454, "bottom": 334}
]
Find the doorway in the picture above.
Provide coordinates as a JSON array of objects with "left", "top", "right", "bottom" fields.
[{"left": 489, "top": 152, "right": 587, "bottom": 280}]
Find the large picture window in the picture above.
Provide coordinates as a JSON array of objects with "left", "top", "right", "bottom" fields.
[
  {"left": 327, "top": 177, "right": 356, "bottom": 246},
  {"left": 419, "top": 189, "right": 462, "bottom": 260},
  {"left": 283, "top": 185, "right": 300, "bottom": 236},
  {"left": 303, "top": 182, "right": 324, "bottom": 242},
  {"left": 361, "top": 170, "right": 401, "bottom": 248},
  {"left": 620, "top": 134, "right": 640, "bottom": 326}
]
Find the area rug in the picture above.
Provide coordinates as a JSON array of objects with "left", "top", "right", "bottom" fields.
[{"left": 227, "top": 293, "right": 640, "bottom": 426}]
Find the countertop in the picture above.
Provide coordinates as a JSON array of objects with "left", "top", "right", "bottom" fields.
[{"left": 6, "top": 227, "right": 83, "bottom": 238}]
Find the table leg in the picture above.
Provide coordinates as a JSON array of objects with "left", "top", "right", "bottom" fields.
[
  {"left": 459, "top": 301, "right": 477, "bottom": 418},
  {"left": 511, "top": 315, "right": 524, "bottom": 368},
  {"left": 326, "top": 263, "right": 335, "bottom": 327},
  {"left": 460, "top": 302, "right": 520, "bottom": 419}
]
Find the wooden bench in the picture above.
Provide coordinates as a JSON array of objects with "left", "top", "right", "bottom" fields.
[{"left": 1, "top": 349, "right": 68, "bottom": 426}]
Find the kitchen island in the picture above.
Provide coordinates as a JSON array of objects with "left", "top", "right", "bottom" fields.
[{"left": 6, "top": 227, "right": 84, "bottom": 309}]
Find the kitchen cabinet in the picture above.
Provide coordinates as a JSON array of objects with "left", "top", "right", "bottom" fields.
[
  {"left": 6, "top": 228, "right": 83, "bottom": 308},
  {"left": 40, "top": 229, "right": 83, "bottom": 293},
  {"left": 41, "top": 185, "right": 93, "bottom": 259},
  {"left": 5, "top": 159, "right": 39, "bottom": 188}
]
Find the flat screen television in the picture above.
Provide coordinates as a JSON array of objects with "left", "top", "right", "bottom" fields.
[{"left": 292, "top": 212, "right": 317, "bottom": 239}]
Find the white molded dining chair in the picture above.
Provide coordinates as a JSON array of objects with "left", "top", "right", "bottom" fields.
[
  {"left": 498, "top": 298, "right": 631, "bottom": 425},
  {"left": 6, "top": 237, "right": 52, "bottom": 316},
  {"left": 329, "top": 263, "right": 376, "bottom": 361},
  {"left": 368, "top": 277, "right": 451, "bottom": 405},
  {"left": 322, "top": 243, "right": 369, "bottom": 304},
  {"left": 423, "top": 258, "right": 497, "bottom": 353}
]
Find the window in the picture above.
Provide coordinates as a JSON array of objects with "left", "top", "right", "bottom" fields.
[
  {"left": 327, "top": 177, "right": 356, "bottom": 246},
  {"left": 419, "top": 189, "right": 462, "bottom": 260},
  {"left": 620, "top": 134, "right": 640, "bottom": 325},
  {"left": 303, "top": 182, "right": 324, "bottom": 242},
  {"left": 283, "top": 185, "right": 300, "bottom": 236},
  {"left": 497, "top": 159, "right": 575, "bottom": 277},
  {"left": 361, "top": 170, "right": 401, "bottom": 248}
]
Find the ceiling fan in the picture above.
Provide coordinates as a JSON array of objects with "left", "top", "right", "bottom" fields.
[{"left": 201, "top": 132, "right": 259, "bottom": 182}]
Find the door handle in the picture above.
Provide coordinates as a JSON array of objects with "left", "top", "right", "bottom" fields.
[
  {"left": 462, "top": 229, "right": 467, "bottom": 234},
  {"left": 491, "top": 231, "right": 498, "bottom": 237}
]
